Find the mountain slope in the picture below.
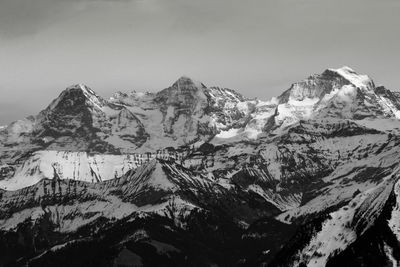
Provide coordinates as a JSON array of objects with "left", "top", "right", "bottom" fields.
[{"left": 2, "top": 67, "right": 400, "bottom": 266}]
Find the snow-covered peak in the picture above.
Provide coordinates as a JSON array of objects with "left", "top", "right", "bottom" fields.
[
  {"left": 331, "top": 66, "right": 355, "bottom": 72},
  {"left": 277, "top": 66, "right": 375, "bottom": 105},
  {"left": 326, "top": 66, "right": 374, "bottom": 90}
]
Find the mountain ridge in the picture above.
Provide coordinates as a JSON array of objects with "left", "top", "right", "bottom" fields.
[{"left": 2, "top": 66, "right": 400, "bottom": 266}]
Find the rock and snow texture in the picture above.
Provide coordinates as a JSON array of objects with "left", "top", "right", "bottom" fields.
[
  {"left": 0, "top": 149, "right": 189, "bottom": 190},
  {"left": 2, "top": 66, "right": 400, "bottom": 191},
  {"left": 0, "top": 151, "right": 140, "bottom": 190},
  {"left": 1, "top": 67, "right": 400, "bottom": 266},
  {"left": 2, "top": 67, "right": 400, "bottom": 193},
  {"left": 0, "top": 159, "right": 196, "bottom": 231},
  {"left": 2, "top": 67, "right": 400, "bottom": 155}
]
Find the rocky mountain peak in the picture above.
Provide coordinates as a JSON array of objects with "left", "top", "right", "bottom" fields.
[
  {"left": 324, "top": 66, "right": 374, "bottom": 90},
  {"left": 62, "top": 84, "right": 101, "bottom": 100},
  {"left": 171, "top": 76, "right": 206, "bottom": 91},
  {"left": 278, "top": 66, "right": 375, "bottom": 104},
  {"left": 155, "top": 76, "right": 208, "bottom": 107},
  {"left": 46, "top": 83, "right": 106, "bottom": 112},
  {"left": 154, "top": 76, "right": 208, "bottom": 108}
]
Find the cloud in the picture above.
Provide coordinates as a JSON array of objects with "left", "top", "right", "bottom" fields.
[
  {"left": 153, "top": 0, "right": 270, "bottom": 34},
  {"left": 0, "top": 0, "right": 136, "bottom": 39}
]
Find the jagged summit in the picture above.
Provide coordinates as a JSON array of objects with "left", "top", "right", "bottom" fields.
[
  {"left": 1, "top": 66, "right": 400, "bottom": 157},
  {"left": 46, "top": 83, "right": 106, "bottom": 111},
  {"left": 63, "top": 84, "right": 101, "bottom": 100},
  {"left": 325, "top": 66, "right": 374, "bottom": 90},
  {"left": 278, "top": 66, "right": 375, "bottom": 104},
  {"left": 67, "top": 83, "right": 95, "bottom": 93},
  {"left": 1, "top": 66, "right": 399, "bottom": 157},
  {"left": 171, "top": 76, "right": 206, "bottom": 90}
]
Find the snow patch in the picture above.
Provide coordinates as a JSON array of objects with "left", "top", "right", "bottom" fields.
[
  {"left": 215, "top": 128, "right": 241, "bottom": 138},
  {"left": 330, "top": 66, "right": 373, "bottom": 90}
]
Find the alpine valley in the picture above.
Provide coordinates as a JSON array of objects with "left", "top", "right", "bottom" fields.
[{"left": 2, "top": 66, "right": 400, "bottom": 267}]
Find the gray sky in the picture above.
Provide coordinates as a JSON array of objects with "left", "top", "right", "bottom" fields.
[{"left": 1, "top": 0, "right": 400, "bottom": 125}]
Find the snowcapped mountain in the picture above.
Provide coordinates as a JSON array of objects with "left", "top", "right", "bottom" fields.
[
  {"left": 2, "top": 67, "right": 400, "bottom": 266},
  {"left": 110, "top": 76, "right": 255, "bottom": 149}
]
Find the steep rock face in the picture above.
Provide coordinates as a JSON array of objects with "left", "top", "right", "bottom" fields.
[
  {"left": 267, "top": 67, "right": 355, "bottom": 132},
  {"left": 154, "top": 77, "right": 214, "bottom": 143},
  {"left": 204, "top": 86, "right": 254, "bottom": 129},
  {"left": 35, "top": 84, "right": 149, "bottom": 152},
  {"left": 34, "top": 84, "right": 113, "bottom": 152},
  {"left": 278, "top": 68, "right": 353, "bottom": 103},
  {"left": 0, "top": 84, "right": 149, "bottom": 158}
]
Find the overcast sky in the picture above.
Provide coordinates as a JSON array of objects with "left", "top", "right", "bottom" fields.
[{"left": 1, "top": 0, "right": 400, "bottom": 124}]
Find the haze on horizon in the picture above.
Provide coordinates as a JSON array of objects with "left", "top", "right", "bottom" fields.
[{"left": 1, "top": 0, "right": 400, "bottom": 125}]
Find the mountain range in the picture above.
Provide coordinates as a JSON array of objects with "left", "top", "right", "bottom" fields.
[{"left": 1, "top": 66, "right": 400, "bottom": 266}]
